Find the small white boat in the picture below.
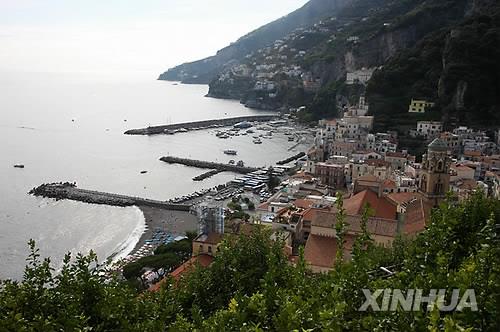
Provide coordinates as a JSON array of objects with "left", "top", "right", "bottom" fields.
[
  {"left": 253, "top": 138, "right": 262, "bottom": 144},
  {"left": 14, "top": 164, "right": 25, "bottom": 169},
  {"left": 224, "top": 150, "right": 238, "bottom": 155}
]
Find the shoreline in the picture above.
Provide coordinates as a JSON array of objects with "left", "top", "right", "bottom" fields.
[{"left": 132, "top": 205, "right": 198, "bottom": 254}]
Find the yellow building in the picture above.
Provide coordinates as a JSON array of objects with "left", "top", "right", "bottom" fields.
[{"left": 408, "top": 99, "right": 435, "bottom": 113}]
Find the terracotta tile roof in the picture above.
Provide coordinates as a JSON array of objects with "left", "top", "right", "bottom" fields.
[
  {"left": 452, "top": 164, "right": 474, "bottom": 171},
  {"left": 304, "top": 234, "right": 337, "bottom": 268},
  {"left": 346, "top": 215, "right": 398, "bottom": 237},
  {"left": 304, "top": 234, "right": 356, "bottom": 269},
  {"left": 382, "top": 179, "right": 397, "bottom": 189},
  {"left": 302, "top": 208, "right": 318, "bottom": 221},
  {"left": 454, "top": 179, "right": 479, "bottom": 190},
  {"left": 310, "top": 209, "right": 336, "bottom": 228},
  {"left": 344, "top": 190, "right": 397, "bottom": 220},
  {"left": 387, "top": 192, "right": 420, "bottom": 205},
  {"left": 257, "top": 202, "right": 270, "bottom": 210},
  {"left": 385, "top": 152, "right": 406, "bottom": 158},
  {"left": 293, "top": 199, "right": 315, "bottom": 209},
  {"left": 464, "top": 150, "right": 481, "bottom": 157},
  {"left": 149, "top": 254, "right": 214, "bottom": 292},
  {"left": 403, "top": 199, "right": 430, "bottom": 235}
]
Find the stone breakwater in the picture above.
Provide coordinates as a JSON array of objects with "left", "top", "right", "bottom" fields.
[
  {"left": 160, "top": 156, "right": 259, "bottom": 174},
  {"left": 192, "top": 170, "right": 222, "bottom": 181},
  {"left": 124, "top": 115, "right": 277, "bottom": 135},
  {"left": 29, "top": 183, "right": 191, "bottom": 211},
  {"left": 276, "top": 152, "right": 306, "bottom": 165}
]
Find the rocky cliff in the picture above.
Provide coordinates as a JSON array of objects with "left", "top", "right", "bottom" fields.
[
  {"left": 206, "top": 0, "right": 472, "bottom": 114},
  {"left": 367, "top": 0, "right": 500, "bottom": 131}
]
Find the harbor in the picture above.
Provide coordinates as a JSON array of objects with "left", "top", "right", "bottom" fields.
[{"left": 124, "top": 115, "right": 278, "bottom": 135}]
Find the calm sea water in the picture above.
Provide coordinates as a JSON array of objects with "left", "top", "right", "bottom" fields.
[{"left": 0, "top": 71, "right": 308, "bottom": 280}]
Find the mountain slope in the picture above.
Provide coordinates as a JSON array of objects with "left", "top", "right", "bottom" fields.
[
  {"left": 158, "top": 0, "right": 352, "bottom": 84},
  {"left": 206, "top": 0, "right": 471, "bottom": 112},
  {"left": 366, "top": 0, "right": 500, "bottom": 131}
]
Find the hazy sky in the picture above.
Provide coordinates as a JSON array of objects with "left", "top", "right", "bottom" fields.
[{"left": 0, "top": 0, "right": 308, "bottom": 75}]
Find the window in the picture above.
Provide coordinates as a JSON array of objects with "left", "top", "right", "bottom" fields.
[
  {"left": 208, "top": 246, "right": 212, "bottom": 253},
  {"left": 437, "top": 160, "right": 444, "bottom": 172}
]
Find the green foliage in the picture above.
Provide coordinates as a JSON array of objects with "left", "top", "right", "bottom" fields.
[
  {"left": 1, "top": 193, "right": 499, "bottom": 331},
  {"left": 367, "top": 5, "right": 500, "bottom": 130},
  {"left": 122, "top": 239, "right": 192, "bottom": 280},
  {"left": 122, "top": 252, "right": 183, "bottom": 280},
  {"left": 154, "top": 239, "right": 191, "bottom": 256},
  {"left": 267, "top": 176, "right": 280, "bottom": 190},
  {"left": 306, "top": 82, "right": 340, "bottom": 121}
]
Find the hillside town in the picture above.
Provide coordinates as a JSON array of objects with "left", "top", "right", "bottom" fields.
[
  {"left": 143, "top": 97, "right": 500, "bottom": 289},
  {"left": 208, "top": 15, "right": 380, "bottom": 110}
]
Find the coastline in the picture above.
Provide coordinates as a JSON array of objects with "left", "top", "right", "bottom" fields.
[
  {"left": 133, "top": 205, "right": 198, "bottom": 253},
  {"left": 106, "top": 205, "right": 198, "bottom": 266}
]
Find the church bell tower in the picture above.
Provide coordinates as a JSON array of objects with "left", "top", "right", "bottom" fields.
[{"left": 419, "top": 138, "right": 451, "bottom": 207}]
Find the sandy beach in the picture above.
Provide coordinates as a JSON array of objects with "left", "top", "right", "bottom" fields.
[{"left": 132, "top": 205, "right": 199, "bottom": 253}]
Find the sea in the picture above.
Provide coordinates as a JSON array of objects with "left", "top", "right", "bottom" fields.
[{"left": 0, "top": 71, "right": 309, "bottom": 280}]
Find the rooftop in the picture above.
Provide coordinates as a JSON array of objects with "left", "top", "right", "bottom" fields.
[
  {"left": 193, "top": 232, "right": 224, "bottom": 245},
  {"left": 344, "top": 190, "right": 397, "bottom": 220},
  {"left": 428, "top": 138, "right": 448, "bottom": 152}
]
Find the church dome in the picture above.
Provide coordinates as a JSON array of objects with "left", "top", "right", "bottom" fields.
[{"left": 428, "top": 138, "right": 448, "bottom": 152}]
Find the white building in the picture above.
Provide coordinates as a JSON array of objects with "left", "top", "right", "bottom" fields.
[{"left": 416, "top": 121, "right": 443, "bottom": 139}]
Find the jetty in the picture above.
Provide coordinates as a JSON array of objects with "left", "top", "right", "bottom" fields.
[
  {"left": 29, "top": 183, "right": 191, "bottom": 211},
  {"left": 124, "top": 115, "right": 278, "bottom": 135},
  {"left": 160, "top": 156, "right": 259, "bottom": 174},
  {"left": 193, "top": 170, "right": 221, "bottom": 181},
  {"left": 276, "top": 152, "right": 306, "bottom": 165}
]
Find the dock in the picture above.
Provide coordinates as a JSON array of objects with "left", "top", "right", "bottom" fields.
[
  {"left": 276, "top": 152, "right": 306, "bottom": 165},
  {"left": 160, "top": 156, "right": 259, "bottom": 174},
  {"left": 124, "top": 115, "right": 278, "bottom": 135},
  {"left": 29, "top": 183, "right": 191, "bottom": 211}
]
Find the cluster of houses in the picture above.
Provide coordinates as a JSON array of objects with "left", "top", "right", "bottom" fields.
[
  {"left": 214, "top": 15, "right": 380, "bottom": 101},
  {"left": 147, "top": 96, "right": 500, "bottom": 287}
]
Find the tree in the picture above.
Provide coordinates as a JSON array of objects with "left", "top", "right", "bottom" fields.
[{"left": 1, "top": 193, "right": 499, "bottom": 331}]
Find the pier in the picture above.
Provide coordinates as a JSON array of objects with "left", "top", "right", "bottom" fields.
[
  {"left": 193, "top": 170, "right": 221, "bottom": 181},
  {"left": 124, "top": 115, "right": 278, "bottom": 135},
  {"left": 276, "top": 152, "right": 306, "bottom": 165},
  {"left": 29, "top": 183, "right": 191, "bottom": 211},
  {"left": 160, "top": 156, "right": 259, "bottom": 174}
]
